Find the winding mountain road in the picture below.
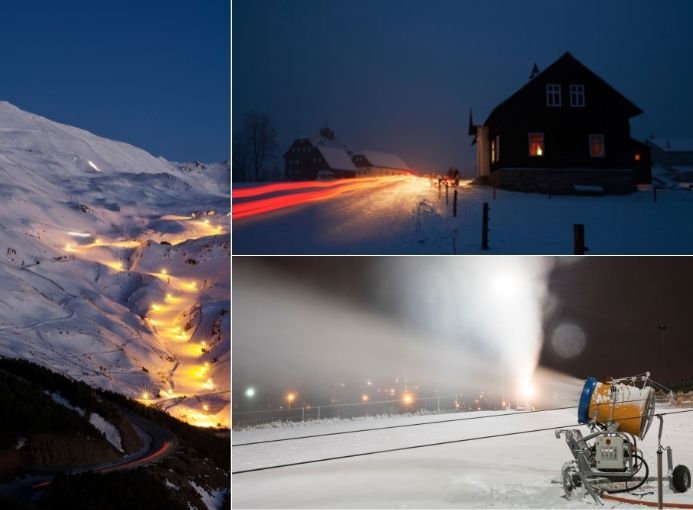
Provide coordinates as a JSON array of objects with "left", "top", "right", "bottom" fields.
[{"left": 0, "top": 408, "right": 177, "bottom": 503}]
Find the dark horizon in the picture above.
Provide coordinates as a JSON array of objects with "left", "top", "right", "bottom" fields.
[
  {"left": 233, "top": 0, "right": 693, "bottom": 175},
  {"left": 1, "top": 0, "right": 229, "bottom": 163}
]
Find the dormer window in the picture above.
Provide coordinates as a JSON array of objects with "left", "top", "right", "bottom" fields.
[
  {"left": 546, "top": 84, "right": 561, "bottom": 107},
  {"left": 570, "top": 84, "right": 585, "bottom": 107}
]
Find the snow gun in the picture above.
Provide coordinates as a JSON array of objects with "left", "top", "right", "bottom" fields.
[{"left": 555, "top": 373, "right": 691, "bottom": 504}]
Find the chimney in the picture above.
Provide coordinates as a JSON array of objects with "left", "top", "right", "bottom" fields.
[
  {"left": 319, "top": 125, "right": 335, "bottom": 140},
  {"left": 529, "top": 63, "right": 539, "bottom": 80}
]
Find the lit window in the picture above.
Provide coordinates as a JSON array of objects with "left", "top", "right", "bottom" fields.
[
  {"left": 570, "top": 84, "right": 585, "bottom": 107},
  {"left": 546, "top": 84, "right": 561, "bottom": 107},
  {"left": 634, "top": 153, "right": 641, "bottom": 161},
  {"left": 529, "top": 133, "right": 544, "bottom": 156},
  {"left": 589, "top": 134, "right": 605, "bottom": 157},
  {"left": 491, "top": 135, "right": 500, "bottom": 162}
]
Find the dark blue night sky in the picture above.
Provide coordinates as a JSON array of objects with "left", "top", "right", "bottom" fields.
[
  {"left": 233, "top": 0, "right": 693, "bottom": 174},
  {"left": 1, "top": 0, "right": 229, "bottom": 163}
]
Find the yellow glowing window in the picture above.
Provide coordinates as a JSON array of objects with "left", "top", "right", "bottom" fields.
[
  {"left": 529, "top": 133, "right": 544, "bottom": 157},
  {"left": 590, "top": 134, "right": 605, "bottom": 158}
]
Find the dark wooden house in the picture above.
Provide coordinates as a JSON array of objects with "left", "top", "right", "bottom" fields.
[{"left": 470, "top": 52, "right": 651, "bottom": 194}]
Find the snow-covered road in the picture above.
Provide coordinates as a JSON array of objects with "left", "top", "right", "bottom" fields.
[
  {"left": 232, "top": 408, "right": 693, "bottom": 508},
  {"left": 233, "top": 177, "right": 693, "bottom": 254}
]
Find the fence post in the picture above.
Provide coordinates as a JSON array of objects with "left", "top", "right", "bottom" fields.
[
  {"left": 481, "top": 203, "right": 489, "bottom": 250},
  {"left": 453, "top": 190, "right": 458, "bottom": 217},
  {"left": 573, "top": 224, "right": 586, "bottom": 255},
  {"left": 317, "top": 406, "right": 321, "bottom": 420},
  {"left": 445, "top": 182, "right": 449, "bottom": 205},
  {"left": 302, "top": 406, "right": 305, "bottom": 422}
]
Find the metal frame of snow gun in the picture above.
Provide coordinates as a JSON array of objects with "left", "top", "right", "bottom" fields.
[{"left": 555, "top": 374, "right": 690, "bottom": 505}]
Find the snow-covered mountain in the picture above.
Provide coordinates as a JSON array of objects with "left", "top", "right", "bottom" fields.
[{"left": 0, "top": 101, "right": 229, "bottom": 428}]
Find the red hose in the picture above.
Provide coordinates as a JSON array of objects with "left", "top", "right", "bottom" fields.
[{"left": 602, "top": 494, "right": 693, "bottom": 508}]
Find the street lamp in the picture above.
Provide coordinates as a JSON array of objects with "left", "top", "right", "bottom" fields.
[
  {"left": 286, "top": 392, "right": 296, "bottom": 409},
  {"left": 658, "top": 324, "right": 667, "bottom": 384},
  {"left": 245, "top": 387, "right": 256, "bottom": 398}
]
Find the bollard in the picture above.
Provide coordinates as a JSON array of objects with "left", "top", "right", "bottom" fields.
[
  {"left": 482, "top": 202, "right": 490, "bottom": 250},
  {"left": 573, "top": 224, "right": 586, "bottom": 254},
  {"left": 453, "top": 190, "right": 458, "bottom": 217}
]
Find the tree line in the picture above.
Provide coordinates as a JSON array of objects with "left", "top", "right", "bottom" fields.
[{"left": 233, "top": 110, "right": 280, "bottom": 182}]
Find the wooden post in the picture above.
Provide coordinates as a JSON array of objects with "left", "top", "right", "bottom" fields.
[
  {"left": 573, "top": 224, "right": 586, "bottom": 255},
  {"left": 481, "top": 203, "right": 489, "bottom": 250},
  {"left": 453, "top": 190, "right": 458, "bottom": 217}
]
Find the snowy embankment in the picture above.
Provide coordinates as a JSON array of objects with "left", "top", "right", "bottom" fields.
[
  {"left": 233, "top": 177, "right": 693, "bottom": 254},
  {"left": 232, "top": 407, "right": 693, "bottom": 508},
  {"left": 47, "top": 391, "right": 123, "bottom": 452}
]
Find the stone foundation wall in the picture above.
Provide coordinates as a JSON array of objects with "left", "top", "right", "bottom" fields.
[{"left": 488, "top": 168, "right": 637, "bottom": 195}]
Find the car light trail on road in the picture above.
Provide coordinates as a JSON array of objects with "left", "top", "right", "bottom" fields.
[
  {"left": 233, "top": 177, "right": 409, "bottom": 220},
  {"left": 232, "top": 178, "right": 384, "bottom": 199}
]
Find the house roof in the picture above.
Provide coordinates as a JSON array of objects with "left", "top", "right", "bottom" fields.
[
  {"left": 647, "top": 138, "right": 693, "bottom": 152},
  {"left": 355, "top": 150, "right": 411, "bottom": 170},
  {"left": 484, "top": 51, "right": 643, "bottom": 127},
  {"left": 316, "top": 146, "right": 357, "bottom": 171}
]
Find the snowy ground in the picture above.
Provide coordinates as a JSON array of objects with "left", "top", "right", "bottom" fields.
[
  {"left": 232, "top": 407, "right": 693, "bottom": 508},
  {"left": 233, "top": 177, "right": 693, "bottom": 254}
]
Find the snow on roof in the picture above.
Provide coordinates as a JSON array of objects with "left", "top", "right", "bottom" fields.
[
  {"left": 648, "top": 139, "right": 693, "bottom": 152},
  {"left": 311, "top": 136, "right": 354, "bottom": 154},
  {"left": 356, "top": 150, "right": 411, "bottom": 170},
  {"left": 316, "top": 146, "right": 356, "bottom": 171}
]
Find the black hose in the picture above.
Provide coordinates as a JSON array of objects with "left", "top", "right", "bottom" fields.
[{"left": 601, "top": 454, "right": 649, "bottom": 494}]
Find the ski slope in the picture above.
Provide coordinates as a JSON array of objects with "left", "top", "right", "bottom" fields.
[
  {"left": 232, "top": 407, "right": 693, "bottom": 508},
  {"left": 0, "top": 101, "right": 230, "bottom": 428},
  {"left": 233, "top": 177, "right": 693, "bottom": 254}
]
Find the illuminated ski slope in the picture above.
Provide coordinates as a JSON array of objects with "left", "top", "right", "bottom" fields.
[{"left": 0, "top": 101, "right": 229, "bottom": 428}]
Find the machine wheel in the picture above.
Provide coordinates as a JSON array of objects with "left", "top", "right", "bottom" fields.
[
  {"left": 562, "top": 461, "right": 583, "bottom": 500},
  {"left": 672, "top": 465, "right": 691, "bottom": 493}
]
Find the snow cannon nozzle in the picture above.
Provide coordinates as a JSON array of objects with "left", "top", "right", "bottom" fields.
[{"left": 577, "top": 375, "right": 655, "bottom": 439}]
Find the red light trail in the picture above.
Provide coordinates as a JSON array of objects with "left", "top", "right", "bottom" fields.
[
  {"left": 233, "top": 177, "right": 408, "bottom": 220},
  {"left": 232, "top": 179, "right": 381, "bottom": 199}
]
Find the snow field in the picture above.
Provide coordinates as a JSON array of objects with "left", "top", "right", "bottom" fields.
[{"left": 232, "top": 407, "right": 693, "bottom": 508}]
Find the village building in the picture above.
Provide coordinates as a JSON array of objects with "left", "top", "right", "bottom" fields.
[
  {"left": 351, "top": 150, "right": 411, "bottom": 176},
  {"left": 469, "top": 52, "right": 651, "bottom": 194},
  {"left": 645, "top": 138, "right": 693, "bottom": 168},
  {"left": 284, "top": 127, "right": 411, "bottom": 180}
]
